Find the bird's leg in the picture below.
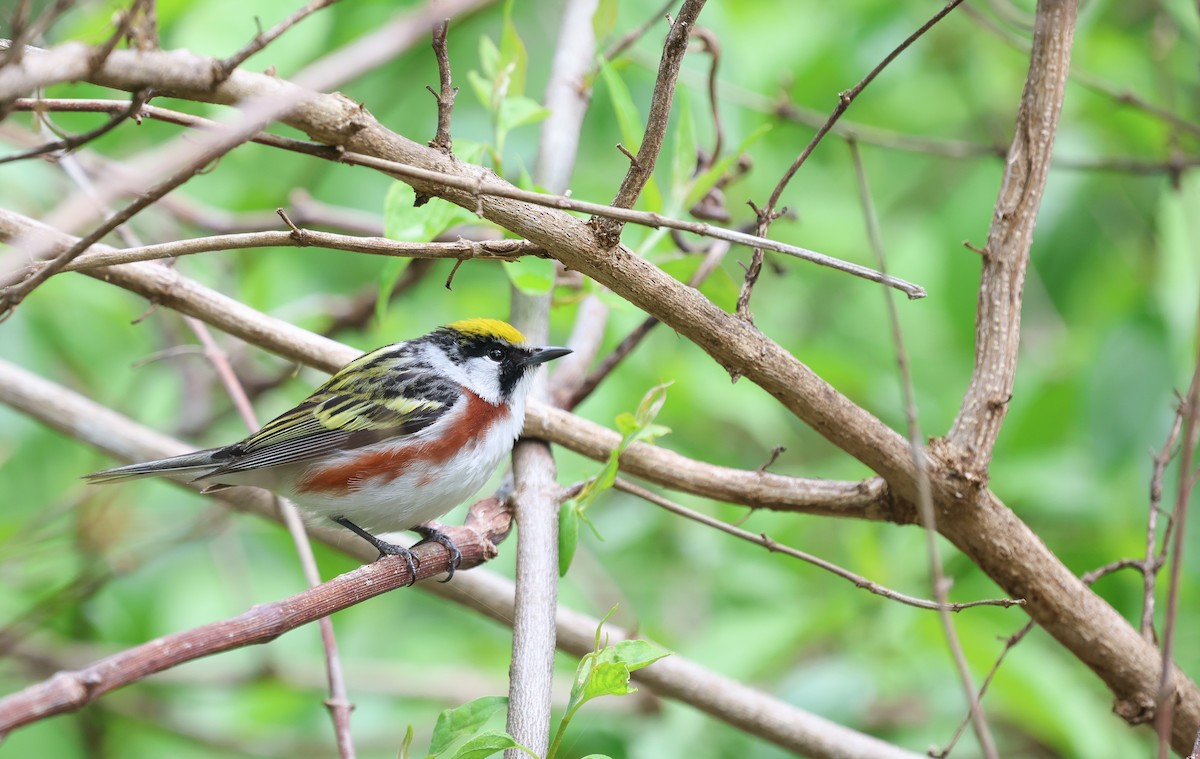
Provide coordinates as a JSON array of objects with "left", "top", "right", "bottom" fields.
[
  {"left": 333, "top": 516, "right": 418, "bottom": 585},
  {"left": 412, "top": 523, "right": 463, "bottom": 582}
]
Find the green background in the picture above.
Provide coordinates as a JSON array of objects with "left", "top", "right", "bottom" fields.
[{"left": 1, "top": 0, "right": 1197, "bottom": 757}]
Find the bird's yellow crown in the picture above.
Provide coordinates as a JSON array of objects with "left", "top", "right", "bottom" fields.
[{"left": 446, "top": 318, "right": 527, "bottom": 345}]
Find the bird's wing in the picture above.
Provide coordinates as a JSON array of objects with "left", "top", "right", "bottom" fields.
[{"left": 199, "top": 358, "right": 459, "bottom": 478}]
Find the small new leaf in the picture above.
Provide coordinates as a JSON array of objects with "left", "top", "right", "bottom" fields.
[
  {"left": 607, "top": 639, "right": 672, "bottom": 672},
  {"left": 449, "top": 731, "right": 535, "bottom": 759},
  {"left": 428, "top": 696, "right": 509, "bottom": 757},
  {"left": 598, "top": 58, "right": 644, "bottom": 154},
  {"left": 498, "top": 0, "right": 528, "bottom": 98},
  {"left": 400, "top": 725, "right": 415, "bottom": 759},
  {"left": 558, "top": 500, "right": 579, "bottom": 577},
  {"left": 547, "top": 614, "right": 671, "bottom": 759},
  {"left": 592, "top": 0, "right": 618, "bottom": 41},
  {"left": 558, "top": 384, "right": 672, "bottom": 575},
  {"left": 501, "top": 256, "right": 556, "bottom": 295}
]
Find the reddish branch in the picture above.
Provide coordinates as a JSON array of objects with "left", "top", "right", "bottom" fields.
[{"left": 0, "top": 498, "right": 511, "bottom": 736}]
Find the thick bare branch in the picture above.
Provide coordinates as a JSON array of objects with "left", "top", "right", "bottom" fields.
[{"left": 947, "top": 0, "right": 1078, "bottom": 470}]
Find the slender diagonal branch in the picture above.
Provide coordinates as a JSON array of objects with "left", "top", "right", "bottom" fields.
[
  {"left": 947, "top": 0, "right": 1078, "bottom": 471},
  {"left": 592, "top": 0, "right": 706, "bottom": 246}
]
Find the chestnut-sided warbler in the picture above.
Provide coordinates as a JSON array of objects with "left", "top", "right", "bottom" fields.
[{"left": 86, "top": 318, "right": 571, "bottom": 579}]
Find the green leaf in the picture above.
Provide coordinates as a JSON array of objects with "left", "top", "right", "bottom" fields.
[
  {"left": 670, "top": 93, "right": 698, "bottom": 198},
  {"left": 449, "top": 731, "right": 535, "bottom": 759},
  {"left": 592, "top": 0, "right": 618, "bottom": 42},
  {"left": 594, "top": 606, "right": 618, "bottom": 651},
  {"left": 467, "top": 69, "right": 497, "bottom": 113},
  {"left": 384, "top": 181, "right": 419, "bottom": 240},
  {"left": 384, "top": 181, "right": 475, "bottom": 242},
  {"left": 499, "top": 0, "right": 528, "bottom": 98},
  {"left": 598, "top": 58, "right": 644, "bottom": 153},
  {"left": 375, "top": 256, "right": 409, "bottom": 323},
  {"left": 581, "top": 660, "right": 637, "bottom": 700},
  {"left": 502, "top": 256, "right": 556, "bottom": 294},
  {"left": 592, "top": 453, "right": 619, "bottom": 493},
  {"left": 640, "top": 175, "right": 664, "bottom": 214},
  {"left": 612, "top": 383, "right": 673, "bottom": 448},
  {"left": 614, "top": 411, "right": 637, "bottom": 438},
  {"left": 400, "top": 725, "right": 415, "bottom": 759},
  {"left": 479, "top": 35, "right": 501, "bottom": 80},
  {"left": 428, "top": 696, "right": 509, "bottom": 756},
  {"left": 497, "top": 97, "right": 552, "bottom": 135},
  {"left": 634, "top": 382, "right": 671, "bottom": 428},
  {"left": 607, "top": 639, "right": 672, "bottom": 672},
  {"left": 558, "top": 501, "right": 579, "bottom": 576}
]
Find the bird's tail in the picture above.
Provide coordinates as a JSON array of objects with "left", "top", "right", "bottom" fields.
[{"left": 84, "top": 448, "right": 225, "bottom": 484}]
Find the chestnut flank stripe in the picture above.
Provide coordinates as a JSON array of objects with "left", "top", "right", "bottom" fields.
[{"left": 295, "top": 391, "right": 507, "bottom": 494}]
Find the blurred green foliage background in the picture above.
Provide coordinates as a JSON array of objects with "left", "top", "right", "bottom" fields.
[{"left": 0, "top": 0, "right": 1198, "bottom": 757}]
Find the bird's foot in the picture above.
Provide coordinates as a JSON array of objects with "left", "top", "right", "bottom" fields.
[
  {"left": 412, "top": 524, "right": 463, "bottom": 583},
  {"left": 333, "top": 516, "right": 419, "bottom": 585}
]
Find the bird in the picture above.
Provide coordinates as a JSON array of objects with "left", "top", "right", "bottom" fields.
[{"left": 85, "top": 318, "right": 571, "bottom": 581}]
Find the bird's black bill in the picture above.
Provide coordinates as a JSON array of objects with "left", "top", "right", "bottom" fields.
[{"left": 523, "top": 346, "right": 572, "bottom": 366}]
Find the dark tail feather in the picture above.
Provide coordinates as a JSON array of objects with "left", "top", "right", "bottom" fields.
[{"left": 84, "top": 448, "right": 224, "bottom": 484}]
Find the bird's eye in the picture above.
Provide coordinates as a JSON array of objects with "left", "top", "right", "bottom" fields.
[{"left": 487, "top": 348, "right": 505, "bottom": 362}]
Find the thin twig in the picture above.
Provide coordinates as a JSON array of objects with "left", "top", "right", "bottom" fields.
[
  {"left": 1157, "top": 342, "right": 1200, "bottom": 757},
  {"left": 1143, "top": 384, "right": 1195, "bottom": 640},
  {"left": 593, "top": 0, "right": 706, "bottom": 246},
  {"left": 849, "top": 139, "right": 997, "bottom": 757},
  {"left": 615, "top": 478, "right": 1022, "bottom": 612},
  {"left": 959, "top": 2, "right": 1200, "bottom": 141},
  {"left": 0, "top": 89, "right": 311, "bottom": 318},
  {"left": 0, "top": 90, "right": 150, "bottom": 165},
  {"left": 768, "top": 0, "right": 966, "bottom": 215},
  {"left": 339, "top": 150, "right": 926, "bottom": 298},
  {"left": 736, "top": 0, "right": 964, "bottom": 319},
  {"left": 156, "top": 190, "right": 385, "bottom": 236},
  {"left": 426, "top": 19, "right": 456, "bottom": 153},
  {"left": 939, "top": 557, "right": 1157, "bottom": 757},
  {"left": 561, "top": 240, "right": 729, "bottom": 410},
  {"left": 7, "top": 97, "right": 341, "bottom": 160},
  {"left": 598, "top": 0, "right": 675, "bottom": 63},
  {"left": 215, "top": 0, "right": 345, "bottom": 83},
  {"left": 690, "top": 27, "right": 723, "bottom": 172},
  {"left": 51, "top": 230, "right": 540, "bottom": 271},
  {"left": 4, "top": 97, "right": 924, "bottom": 298}
]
